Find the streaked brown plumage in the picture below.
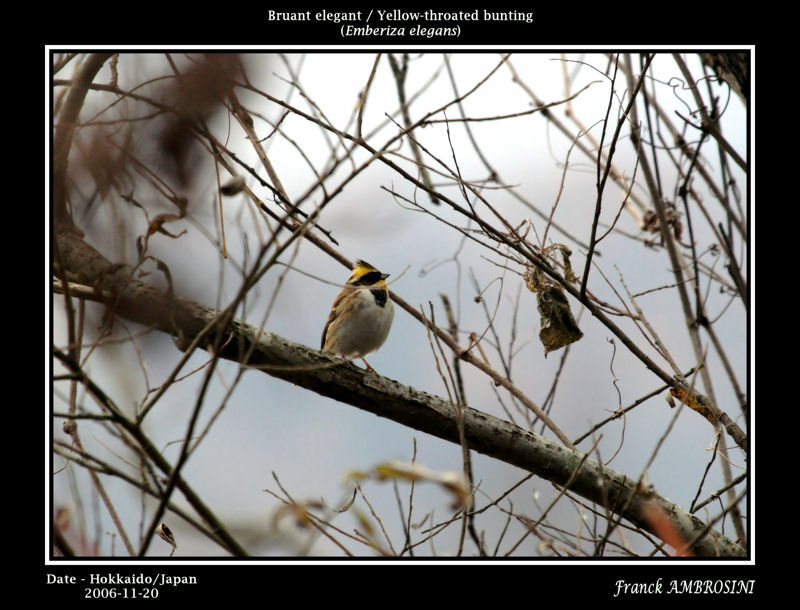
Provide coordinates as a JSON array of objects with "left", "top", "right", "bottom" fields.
[{"left": 321, "top": 260, "right": 394, "bottom": 372}]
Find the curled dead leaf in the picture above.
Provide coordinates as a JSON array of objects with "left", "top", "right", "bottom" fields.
[
  {"left": 221, "top": 175, "right": 246, "bottom": 196},
  {"left": 536, "top": 281, "right": 583, "bottom": 355},
  {"left": 345, "top": 461, "right": 471, "bottom": 510},
  {"left": 272, "top": 500, "right": 324, "bottom": 529},
  {"left": 523, "top": 245, "right": 584, "bottom": 355},
  {"left": 156, "top": 523, "right": 177, "bottom": 549},
  {"left": 669, "top": 387, "right": 717, "bottom": 424}
]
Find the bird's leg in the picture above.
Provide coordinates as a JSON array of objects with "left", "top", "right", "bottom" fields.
[{"left": 362, "top": 358, "right": 377, "bottom": 374}]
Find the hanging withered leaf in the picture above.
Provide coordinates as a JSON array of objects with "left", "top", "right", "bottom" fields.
[
  {"left": 524, "top": 247, "right": 583, "bottom": 355},
  {"left": 537, "top": 280, "right": 584, "bottom": 355},
  {"left": 221, "top": 175, "right": 246, "bottom": 196}
]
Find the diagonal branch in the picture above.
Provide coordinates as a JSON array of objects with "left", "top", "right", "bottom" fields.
[{"left": 53, "top": 53, "right": 114, "bottom": 227}]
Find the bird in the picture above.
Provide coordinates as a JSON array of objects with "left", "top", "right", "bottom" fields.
[{"left": 321, "top": 259, "right": 394, "bottom": 373}]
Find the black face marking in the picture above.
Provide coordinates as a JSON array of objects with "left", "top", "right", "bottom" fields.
[
  {"left": 371, "top": 289, "right": 388, "bottom": 307},
  {"left": 352, "top": 270, "right": 385, "bottom": 286}
]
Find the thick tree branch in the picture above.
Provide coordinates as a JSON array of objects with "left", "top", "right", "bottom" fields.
[{"left": 52, "top": 229, "right": 745, "bottom": 557}]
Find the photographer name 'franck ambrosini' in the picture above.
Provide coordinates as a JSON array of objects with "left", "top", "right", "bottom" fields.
[{"left": 266, "top": 9, "right": 535, "bottom": 25}]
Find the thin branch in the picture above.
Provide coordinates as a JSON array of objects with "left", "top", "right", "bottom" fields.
[{"left": 581, "top": 53, "right": 653, "bottom": 300}]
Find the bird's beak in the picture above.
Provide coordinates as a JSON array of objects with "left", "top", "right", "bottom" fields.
[{"left": 382, "top": 273, "right": 390, "bottom": 280}]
